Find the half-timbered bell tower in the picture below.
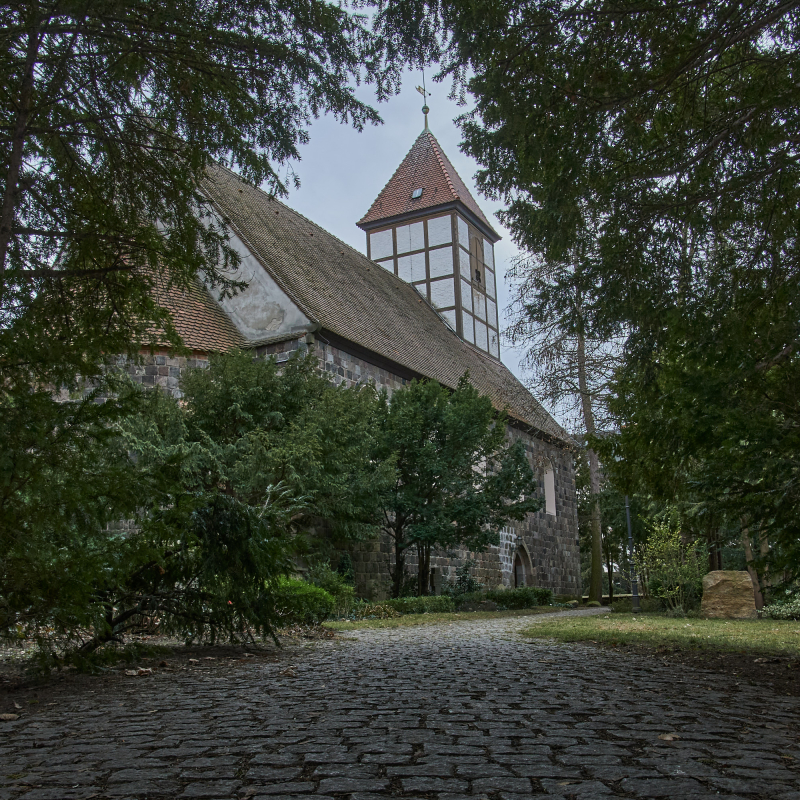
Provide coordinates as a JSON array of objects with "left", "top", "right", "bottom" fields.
[{"left": 357, "top": 122, "right": 502, "bottom": 359}]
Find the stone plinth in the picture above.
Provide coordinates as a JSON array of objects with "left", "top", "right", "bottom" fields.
[{"left": 700, "top": 570, "right": 757, "bottom": 619}]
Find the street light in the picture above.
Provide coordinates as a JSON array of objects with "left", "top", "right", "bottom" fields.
[{"left": 624, "top": 494, "right": 641, "bottom": 613}]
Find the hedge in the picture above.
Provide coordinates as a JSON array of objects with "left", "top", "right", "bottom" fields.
[
  {"left": 455, "top": 586, "right": 553, "bottom": 610},
  {"left": 383, "top": 596, "right": 456, "bottom": 614},
  {"left": 610, "top": 596, "right": 663, "bottom": 613}
]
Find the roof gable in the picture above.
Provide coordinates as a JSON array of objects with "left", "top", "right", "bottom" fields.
[{"left": 357, "top": 130, "right": 498, "bottom": 238}]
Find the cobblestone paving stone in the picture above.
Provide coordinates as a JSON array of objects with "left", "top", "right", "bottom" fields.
[{"left": 1, "top": 608, "right": 798, "bottom": 800}]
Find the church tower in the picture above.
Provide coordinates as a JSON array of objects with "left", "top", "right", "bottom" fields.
[{"left": 357, "top": 122, "right": 502, "bottom": 359}]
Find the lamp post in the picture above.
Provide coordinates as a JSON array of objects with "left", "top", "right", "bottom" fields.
[{"left": 624, "top": 494, "right": 641, "bottom": 613}]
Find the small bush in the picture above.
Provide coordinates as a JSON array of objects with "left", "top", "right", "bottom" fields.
[
  {"left": 762, "top": 596, "right": 800, "bottom": 620},
  {"left": 273, "top": 578, "right": 335, "bottom": 625},
  {"left": 384, "top": 596, "right": 456, "bottom": 614},
  {"left": 306, "top": 560, "right": 356, "bottom": 618},
  {"left": 306, "top": 561, "right": 353, "bottom": 599},
  {"left": 346, "top": 602, "right": 402, "bottom": 620},
  {"left": 636, "top": 521, "right": 706, "bottom": 612},
  {"left": 442, "top": 560, "right": 484, "bottom": 597},
  {"left": 335, "top": 553, "right": 355, "bottom": 584}
]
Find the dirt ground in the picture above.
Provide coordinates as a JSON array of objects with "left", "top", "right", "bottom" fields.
[
  {"left": 583, "top": 641, "right": 800, "bottom": 697},
  {"left": 0, "top": 625, "right": 332, "bottom": 717}
]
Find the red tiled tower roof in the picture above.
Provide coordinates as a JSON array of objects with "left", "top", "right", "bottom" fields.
[{"left": 357, "top": 130, "right": 498, "bottom": 239}]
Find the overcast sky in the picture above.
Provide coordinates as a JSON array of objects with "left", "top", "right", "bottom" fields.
[{"left": 283, "top": 68, "right": 529, "bottom": 383}]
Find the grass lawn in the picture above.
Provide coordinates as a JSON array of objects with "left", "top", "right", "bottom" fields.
[
  {"left": 325, "top": 606, "right": 561, "bottom": 631},
  {"left": 523, "top": 612, "right": 800, "bottom": 656}
]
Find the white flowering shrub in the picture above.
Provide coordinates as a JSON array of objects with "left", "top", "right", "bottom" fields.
[{"left": 761, "top": 595, "right": 800, "bottom": 620}]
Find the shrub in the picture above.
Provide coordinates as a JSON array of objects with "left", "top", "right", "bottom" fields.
[
  {"left": 454, "top": 586, "right": 553, "bottom": 610},
  {"left": 306, "top": 561, "right": 356, "bottom": 618},
  {"left": 306, "top": 560, "right": 353, "bottom": 598},
  {"left": 346, "top": 602, "right": 402, "bottom": 620},
  {"left": 488, "top": 586, "right": 552, "bottom": 608},
  {"left": 273, "top": 578, "right": 335, "bottom": 625},
  {"left": 383, "top": 596, "right": 456, "bottom": 614},
  {"left": 762, "top": 596, "right": 800, "bottom": 620},
  {"left": 335, "top": 553, "right": 355, "bottom": 584}
]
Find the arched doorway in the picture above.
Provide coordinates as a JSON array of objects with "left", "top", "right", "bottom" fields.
[
  {"left": 513, "top": 553, "right": 525, "bottom": 587},
  {"left": 513, "top": 546, "right": 533, "bottom": 587}
]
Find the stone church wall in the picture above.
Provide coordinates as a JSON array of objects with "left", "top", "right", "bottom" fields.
[{"left": 126, "top": 340, "right": 581, "bottom": 599}]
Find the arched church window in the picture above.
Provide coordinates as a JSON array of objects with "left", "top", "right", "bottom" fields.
[{"left": 543, "top": 459, "right": 556, "bottom": 516}]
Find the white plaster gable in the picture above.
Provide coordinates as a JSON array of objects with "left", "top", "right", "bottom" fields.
[{"left": 208, "top": 228, "right": 310, "bottom": 341}]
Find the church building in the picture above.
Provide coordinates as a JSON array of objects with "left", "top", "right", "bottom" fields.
[{"left": 142, "top": 120, "right": 581, "bottom": 599}]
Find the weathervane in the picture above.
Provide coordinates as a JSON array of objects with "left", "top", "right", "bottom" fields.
[{"left": 416, "top": 72, "right": 430, "bottom": 130}]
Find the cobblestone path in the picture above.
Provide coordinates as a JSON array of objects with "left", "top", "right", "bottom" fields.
[{"left": 1, "top": 609, "right": 799, "bottom": 800}]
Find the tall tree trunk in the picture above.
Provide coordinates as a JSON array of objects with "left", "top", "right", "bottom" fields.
[
  {"left": 708, "top": 530, "right": 722, "bottom": 571},
  {"left": 417, "top": 542, "right": 431, "bottom": 596},
  {"left": 0, "top": 17, "right": 40, "bottom": 291},
  {"left": 741, "top": 522, "right": 764, "bottom": 609},
  {"left": 577, "top": 325, "right": 603, "bottom": 603},
  {"left": 759, "top": 530, "right": 770, "bottom": 604},
  {"left": 391, "top": 530, "right": 406, "bottom": 599}
]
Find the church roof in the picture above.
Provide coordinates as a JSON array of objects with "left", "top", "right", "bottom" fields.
[
  {"left": 357, "top": 130, "right": 498, "bottom": 239},
  {"left": 191, "top": 165, "right": 571, "bottom": 445},
  {"left": 151, "top": 272, "right": 245, "bottom": 352}
]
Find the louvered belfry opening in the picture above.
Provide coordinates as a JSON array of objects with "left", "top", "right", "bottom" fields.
[{"left": 357, "top": 130, "right": 502, "bottom": 360}]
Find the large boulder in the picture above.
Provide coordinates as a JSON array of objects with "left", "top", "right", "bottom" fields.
[{"left": 700, "top": 570, "right": 757, "bottom": 619}]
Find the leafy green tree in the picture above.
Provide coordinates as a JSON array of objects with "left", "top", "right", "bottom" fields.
[
  {"left": 0, "top": 0, "right": 426, "bottom": 387},
  {"left": 108, "top": 351, "right": 388, "bottom": 648},
  {"left": 413, "top": 0, "right": 800, "bottom": 583},
  {"left": 373, "top": 376, "right": 540, "bottom": 598},
  {"left": 168, "top": 350, "right": 390, "bottom": 543}
]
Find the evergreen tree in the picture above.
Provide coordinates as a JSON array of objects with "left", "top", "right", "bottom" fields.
[
  {"left": 0, "top": 0, "right": 424, "bottom": 385},
  {"left": 409, "top": 0, "right": 800, "bottom": 585},
  {"left": 0, "top": 351, "right": 388, "bottom": 659}
]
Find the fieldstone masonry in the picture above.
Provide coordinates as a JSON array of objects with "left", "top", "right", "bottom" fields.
[
  {"left": 126, "top": 337, "right": 581, "bottom": 600},
  {"left": 119, "top": 351, "right": 209, "bottom": 395}
]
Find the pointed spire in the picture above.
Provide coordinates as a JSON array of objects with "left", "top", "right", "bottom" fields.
[{"left": 357, "top": 129, "right": 498, "bottom": 240}]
